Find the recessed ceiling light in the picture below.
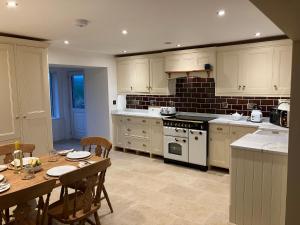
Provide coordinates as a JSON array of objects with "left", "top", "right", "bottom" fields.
[
  {"left": 164, "top": 42, "right": 172, "bottom": 45},
  {"left": 64, "top": 40, "right": 70, "bottom": 45},
  {"left": 176, "top": 44, "right": 182, "bottom": 47},
  {"left": 255, "top": 32, "right": 261, "bottom": 37},
  {"left": 6, "top": 0, "right": 18, "bottom": 8},
  {"left": 217, "top": 9, "right": 226, "bottom": 17},
  {"left": 122, "top": 50, "right": 127, "bottom": 53},
  {"left": 122, "top": 30, "right": 128, "bottom": 35}
]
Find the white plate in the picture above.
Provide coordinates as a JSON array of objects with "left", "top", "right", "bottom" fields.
[
  {"left": 0, "top": 165, "right": 7, "bottom": 172},
  {"left": 58, "top": 149, "right": 74, "bottom": 156},
  {"left": 11, "top": 157, "right": 39, "bottom": 167},
  {"left": 66, "top": 151, "right": 91, "bottom": 160},
  {"left": 0, "top": 174, "right": 4, "bottom": 182},
  {"left": 46, "top": 165, "right": 77, "bottom": 177},
  {"left": 0, "top": 183, "right": 10, "bottom": 193}
]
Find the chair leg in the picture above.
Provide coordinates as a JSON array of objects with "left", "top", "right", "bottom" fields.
[
  {"left": 103, "top": 185, "right": 113, "bottom": 213},
  {"left": 4, "top": 209, "right": 9, "bottom": 222},
  {"left": 94, "top": 211, "right": 101, "bottom": 225}
]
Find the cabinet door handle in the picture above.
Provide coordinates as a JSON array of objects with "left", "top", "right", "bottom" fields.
[
  {"left": 243, "top": 85, "right": 246, "bottom": 90},
  {"left": 23, "top": 115, "right": 27, "bottom": 119},
  {"left": 142, "top": 144, "right": 147, "bottom": 147},
  {"left": 142, "top": 130, "right": 146, "bottom": 134},
  {"left": 195, "top": 136, "right": 198, "bottom": 141},
  {"left": 130, "top": 86, "right": 133, "bottom": 91},
  {"left": 127, "top": 118, "right": 131, "bottom": 121},
  {"left": 127, "top": 128, "right": 131, "bottom": 132},
  {"left": 156, "top": 121, "right": 160, "bottom": 125},
  {"left": 238, "top": 85, "right": 242, "bottom": 90},
  {"left": 217, "top": 127, "right": 223, "bottom": 131},
  {"left": 15, "top": 116, "right": 20, "bottom": 119},
  {"left": 128, "top": 141, "right": 131, "bottom": 144},
  {"left": 142, "top": 120, "right": 146, "bottom": 123},
  {"left": 274, "top": 85, "right": 278, "bottom": 90}
]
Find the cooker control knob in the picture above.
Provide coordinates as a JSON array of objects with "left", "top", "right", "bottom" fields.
[
  {"left": 183, "top": 129, "right": 186, "bottom": 133},
  {"left": 199, "top": 132, "right": 202, "bottom": 135},
  {"left": 183, "top": 139, "right": 186, "bottom": 143}
]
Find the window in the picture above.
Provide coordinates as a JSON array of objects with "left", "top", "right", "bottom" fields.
[
  {"left": 49, "top": 72, "right": 60, "bottom": 119},
  {"left": 71, "top": 74, "right": 85, "bottom": 109}
]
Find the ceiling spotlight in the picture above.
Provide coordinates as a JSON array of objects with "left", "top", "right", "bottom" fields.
[
  {"left": 75, "top": 18, "right": 90, "bottom": 28},
  {"left": 122, "top": 30, "right": 128, "bottom": 35},
  {"left": 64, "top": 40, "right": 70, "bottom": 45},
  {"left": 164, "top": 41, "right": 172, "bottom": 45},
  {"left": 6, "top": 0, "right": 18, "bottom": 8},
  {"left": 217, "top": 9, "right": 226, "bottom": 17},
  {"left": 255, "top": 32, "right": 261, "bottom": 37},
  {"left": 176, "top": 44, "right": 182, "bottom": 47},
  {"left": 122, "top": 50, "right": 127, "bottom": 53}
]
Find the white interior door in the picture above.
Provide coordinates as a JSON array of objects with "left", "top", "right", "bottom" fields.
[
  {"left": 0, "top": 44, "right": 20, "bottom": 142},
  {"left": 70, "top": 72, "right": 86, "bottom": 139},
  {"left": 15, "top": 46, "right": 53, "bottom": 155}
]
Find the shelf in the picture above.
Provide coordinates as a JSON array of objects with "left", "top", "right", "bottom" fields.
[{"left": 165, "top": 69, "right": 212, "bottom": 78}]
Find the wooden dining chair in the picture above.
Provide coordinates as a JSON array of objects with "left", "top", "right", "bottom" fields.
[
  {"left": 0, "top": 179, "right": 56, "bottom": 225},
  {"left": 80, "top": 137, "right": 113, "bottom": 213},
  {"left": 47, "top": 158, "right": 111, "bottom": 225},
  {"left": 0, "top": 143, "right": 35, "bottom": 164}
]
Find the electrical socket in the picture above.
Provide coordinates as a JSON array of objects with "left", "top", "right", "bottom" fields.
[
  {"left": 247, "top": 103, "right": 256, "bottom": 110},
  {"left": 221, "top": 102, "right": 228, "bottom": 109}
]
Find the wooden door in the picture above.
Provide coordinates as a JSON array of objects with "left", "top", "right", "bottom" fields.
[
  {"left": 150, "top": 57, "right": 169, "bottom": 94},
  {"left": 0, "top": 44, "right": 21, "bottom": 142},
  {"left": 209, "top": 133, "right": 231, "bottom": 168},
  {"left": 132, "top": 58, "right": 150, "bottom": 93},
  {"left": 272, "top": 45, "right": 292, "bottom": 96},
  {"left": 216, "top": 50, "right": 241, "bottom": 95},
  {"left": 117, "top": 60, "right": 134, "bottom": 93},
  {"left": 240, "top": 47, "right": 273, "bottom": 95},
  {"left": 150, "top": 119, "right": 163, "bottom": 155},
  {"left": 15, "top": 46, "right": 53, "bottom": 155}
]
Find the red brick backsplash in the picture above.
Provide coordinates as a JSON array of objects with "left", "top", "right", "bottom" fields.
[{"left": 126, "top": 77, "right": 288, "bottom": 117}]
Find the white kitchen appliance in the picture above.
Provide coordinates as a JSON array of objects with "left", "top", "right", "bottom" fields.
[
  {"left": 250, "top": 105, "right": 263, "bottom": 123},
  {"left": 163, "top": 114, "right": 213, "bottom": 171}
]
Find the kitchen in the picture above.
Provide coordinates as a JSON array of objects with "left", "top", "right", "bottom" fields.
[{"left": 0, "top": 0, "right": 299, "bottom": 225}]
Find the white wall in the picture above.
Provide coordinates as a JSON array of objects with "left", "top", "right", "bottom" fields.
[
  {"left": 85, "top": 68, "right": 110, "bottom": 138},
  {"left": 48, "top": 47, "right": 117, "bottom": 140}
]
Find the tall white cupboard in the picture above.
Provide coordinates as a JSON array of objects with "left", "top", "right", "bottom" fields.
[{"left": 0, "top": 37, "right": 53, "bottom": 155}]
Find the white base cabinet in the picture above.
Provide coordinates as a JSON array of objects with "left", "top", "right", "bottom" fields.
[
  {"left": 112, "top": 115, "right": 163, "bottom": 156},
  {"left": 230, "top": 148, "right": 287, "bottom": 225},
  {"left": 209, "top": 124, "right": 257, "bottom": 169},
  {"left": 0, "top": 37, "right": 53, "bottom": 155}
]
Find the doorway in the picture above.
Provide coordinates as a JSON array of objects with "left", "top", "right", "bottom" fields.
[{"left": 48, "top": 65, "right": 110, "bottom": 150}]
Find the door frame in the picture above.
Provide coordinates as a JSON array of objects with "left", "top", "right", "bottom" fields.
[{"left": 68, "top": 70, "right": 87, "bottom": 139}]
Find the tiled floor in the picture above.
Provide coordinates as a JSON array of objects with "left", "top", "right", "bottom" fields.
[{"left": 53, "top": 140, "right": 231, "bottom": 225}]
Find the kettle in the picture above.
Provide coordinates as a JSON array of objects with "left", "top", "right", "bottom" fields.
[{"left": 250, "top": 105, "right": 263, "bottom": 123}]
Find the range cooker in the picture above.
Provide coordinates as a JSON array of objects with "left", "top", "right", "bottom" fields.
[{"left": 163, "top": 114, "right": 213, "bottom": 171}]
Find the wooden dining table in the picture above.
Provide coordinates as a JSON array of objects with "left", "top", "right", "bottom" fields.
[{"left": 0, "top": 154, "right": 105, "bottom": 207}]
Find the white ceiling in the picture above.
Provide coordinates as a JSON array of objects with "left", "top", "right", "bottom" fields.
[{"left": 0, "top": 0, "right": 283, "bottom": 55}]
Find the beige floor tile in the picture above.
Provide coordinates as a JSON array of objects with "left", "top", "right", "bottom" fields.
[{"left": 52, "top": 140, "right": 231, "bottom": 225}]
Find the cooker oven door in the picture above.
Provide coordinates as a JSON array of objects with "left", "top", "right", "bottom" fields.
[{"left": 164, "top": 135, "right": 188, "bottom": 162}]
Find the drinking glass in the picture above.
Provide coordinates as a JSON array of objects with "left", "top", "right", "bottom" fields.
[
  {"left": 22, "top": 164, "right": 35, "bottom": 180},
  {"left": 48, "top": 150, "right": 58, "bottom": 162}
]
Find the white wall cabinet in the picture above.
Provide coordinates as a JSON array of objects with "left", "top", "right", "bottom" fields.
[
  {"left": 0, "top": 37, "right": 53, "bottom": 155},
  {"left": 117, "top": 55, "right": 174, "bottom": 95},
  {"left": 216, "top": 40, "right": 292, "bottom": 97},
  {"left": 209, "top": 124, "right": 257, "bottom": 169},
  {"left": 112, "top": 115, "right": 163, "bottom": 156},
  {"left": 0, "top": 44, "right": 20, "bottom": 142}
]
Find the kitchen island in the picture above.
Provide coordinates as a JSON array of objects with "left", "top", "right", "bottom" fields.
[{"left": 230, "top": 130, "right": 288, "bottom": 225}]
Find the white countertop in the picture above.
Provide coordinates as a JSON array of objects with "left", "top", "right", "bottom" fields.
[
  {"left": 230, "top": 131, "right": 288, "bottom": 155},
  {"left": 111, "top": 109, "right": 289, "bottom": 154}
]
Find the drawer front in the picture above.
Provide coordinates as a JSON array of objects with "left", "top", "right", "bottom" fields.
[
  {"left": 151, "top": 119, "right": 163, "bottom": 126},
  {"left": 124, "top": 116, "right": 149, "bottom": 125},
  {"left": 210, "top": 124, "right": 230, "bottom": 134},
  {"left": 112, "top": 115, "right": 125, "bottom": 123},
  {"left": 230, "top": 126, "right": 257, "bottom": 136},
  {"left": 125, "top": 123, "right": 150, "bottom": 138},
  {"left": 125, "top": 137, "right": 150, "bottom": 152}
]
